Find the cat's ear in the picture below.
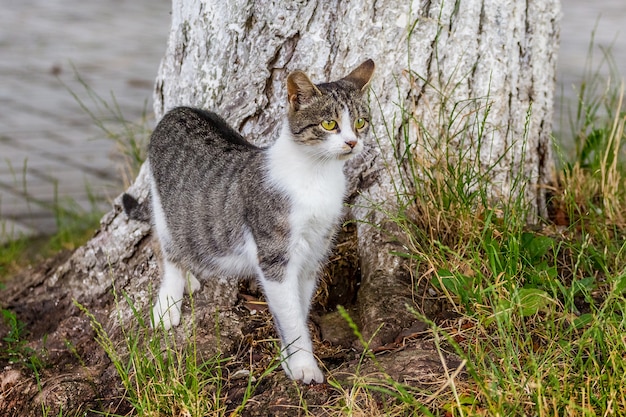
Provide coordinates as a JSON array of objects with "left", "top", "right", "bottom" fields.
[
  {"left": 287, "top": 71, "right": 321, "bottom": 111},
  {"left": 343, "top": 59, "right": 375, "bottom": 93}
]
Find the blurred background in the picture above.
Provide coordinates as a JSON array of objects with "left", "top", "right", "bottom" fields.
[
  {"left": 1, "top": 0, "right": 625, "bottom": 242},
  {"left": 1, "top": 0, "right": 170, "bottom": 241}
]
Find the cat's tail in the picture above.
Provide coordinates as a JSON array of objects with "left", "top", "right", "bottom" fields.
[{"left": 122, "top": 192, "right": 151, "bottom": 223}]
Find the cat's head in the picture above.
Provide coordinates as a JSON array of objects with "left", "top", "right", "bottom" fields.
[{"left": 286, "top": 59, "right": 375, "bottom": 161}]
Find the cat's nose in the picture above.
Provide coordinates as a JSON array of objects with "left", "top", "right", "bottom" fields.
[{"left": 345, "top": 140, "right": 357, "bottom": 149}]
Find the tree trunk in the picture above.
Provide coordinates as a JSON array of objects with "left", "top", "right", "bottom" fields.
[
  {"left": 151, "top": 0, "right": 560, "bottom": 344},
  {"left": 0, "top": 0, "right": 560, "bottom": 414}
]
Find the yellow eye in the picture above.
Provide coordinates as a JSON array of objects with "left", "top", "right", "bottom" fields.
[
  {"left": 354, "top": 118, "right": 366, "bottom": 129},
  {"left": 321, "top": 120, "right": 337, "bottom": 130}
]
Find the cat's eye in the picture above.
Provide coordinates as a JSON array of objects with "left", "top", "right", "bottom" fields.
[
  {"left": 321, "top": 120, "right": 337, "bottom": 131},
  {"left": 354, "top": 118, "right": 367, "bottom": 129}
]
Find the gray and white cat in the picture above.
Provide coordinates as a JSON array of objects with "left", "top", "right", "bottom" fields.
[{"left": 124, "top": 60, "right": 375, "bottom": 384}]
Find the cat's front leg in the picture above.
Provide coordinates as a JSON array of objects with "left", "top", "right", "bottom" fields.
[
  {"left": 260, "top": 276, "right": 324, "bottom": 384},
  {"left": 298, "top": 264, "right": 319, "bottom": 320}
]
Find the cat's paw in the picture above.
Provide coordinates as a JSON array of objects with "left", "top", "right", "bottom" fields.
[
  {"left": 151, "top": 299, "right": 181, "bottom": 330},
  {"left": 283, "top": 355, "right": 324, "bottom": 384}
]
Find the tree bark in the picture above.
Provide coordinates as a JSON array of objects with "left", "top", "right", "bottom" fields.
[
  {"left": 0, "top": 0, "right": 561, "bottom": 414},
  {"left": 150, "top": 0, "right": 560, "bottom": 344}
]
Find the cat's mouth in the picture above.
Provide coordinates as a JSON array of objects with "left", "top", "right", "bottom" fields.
[{"left": 339, "top": 148, "right": 360, "bottom": 159}]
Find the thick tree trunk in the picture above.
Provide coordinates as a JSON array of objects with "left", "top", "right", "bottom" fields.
[
  {"left": 0, "top": 0, "right": 560, "bottom": 414},
  {"left": 150, "top": 0, "right": 560, "bottom": 344}
]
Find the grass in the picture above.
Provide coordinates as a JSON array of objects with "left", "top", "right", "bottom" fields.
[
  {"left": 0, "top": 308, "right": 46, "bottom": 386},
  {"left": 75, "top": 295, "right": 225, "bottom": 415},
  {"left": 74, "top": 285, "right": 280, "bottom": 417},
  {"left": 0, "top": 191, "right": 103, "bottom": 281},
  {"left": 364, "top": 39, "right": 626, "bottom": 416}
]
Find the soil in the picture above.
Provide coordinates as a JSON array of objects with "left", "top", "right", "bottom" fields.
[{"left": 0, "top": 217, "right": 458, "bottom": 417}]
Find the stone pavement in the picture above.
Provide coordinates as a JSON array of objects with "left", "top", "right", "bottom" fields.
[
  {"left": 0, "top": 0, "right": 170, "bottom": 240},
  {"left": 1, "top": 0, "right": 626, "bottom": 241}
]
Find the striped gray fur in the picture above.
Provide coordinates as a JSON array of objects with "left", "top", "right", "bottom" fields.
[{"left": 147, "top": 107, "right": 291, "bottom": 281}]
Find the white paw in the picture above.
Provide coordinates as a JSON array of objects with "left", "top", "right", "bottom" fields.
[
  {"left": 151, "top": 298, "right": 181, "bottom": 330},
  {"left": 282, "top": 353, "right": 324, "bottom": 384},
  {"left": 185, "top": 273, "right": 201, "bottom": 294}
]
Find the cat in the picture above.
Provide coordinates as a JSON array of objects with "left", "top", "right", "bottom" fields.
[{"left": 123, "top": 59, "right": 375, "bottom": 384}]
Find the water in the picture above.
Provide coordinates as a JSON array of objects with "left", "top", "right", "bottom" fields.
[
  {"left": 556, "top": 0, "right": 626, "bottom": 140},
  {"left": 0, "top": 0, "right": 171, "bottom": 237}
]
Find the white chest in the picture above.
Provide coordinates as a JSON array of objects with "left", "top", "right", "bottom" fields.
[
  {"left": 287, "top": 174, "right": 345, "bottom": 267},
  {"left": 267, "top": 134, "right": 348, "bottom": 257},
  {"left": 289, "top": 172, "right": 345, "bottom": 236}
]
